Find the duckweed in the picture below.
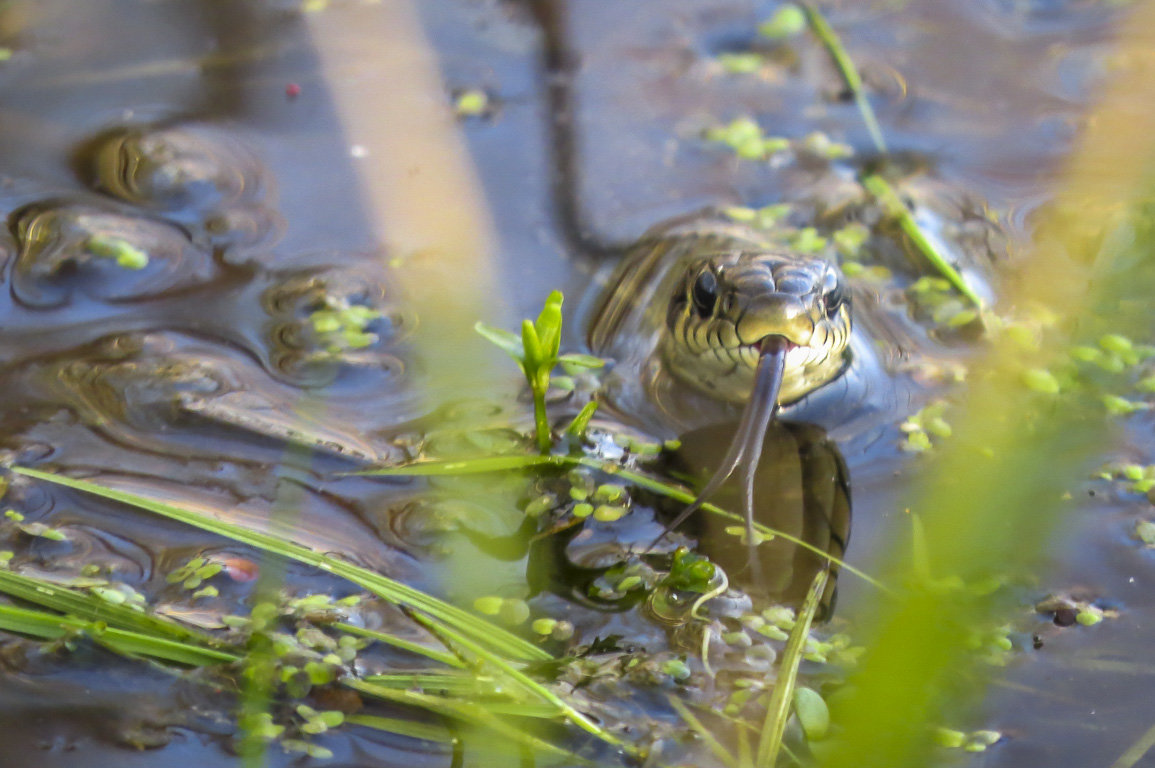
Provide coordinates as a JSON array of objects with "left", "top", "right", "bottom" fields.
[
  {"left": 1022, "top": 368, "right": 1061, "bottom": 395},
  {"left": 524, "top": 493, "right": 557, "bottom": 516},
  {"left": 661, "top": 658, "right": 692, "bottom": 682},
  {"left": 724, "top": 524, "right": 773, "bottom": 545},
  {"left": 833, "top": 223, "right": 870, "bottom": 257},
  {"left": 758, "top": 4, "right": 807, "bottom": 39},
  {"left": 901, "top": 401, "right": 953, "bottom": 451},
  {"left": 717, "top": 52, "right": 765, "bottom": 74},
  {"left": 794, "top": 686, "right": 830, "bottom": 740},
  {"left": 473, "top": 596, "right": 504, "bottom": 616},
  {"left": 454, "top": 89, "right": 489, "bottom": 117},
  {"left": 1135, "top": 519, "right": 1155, "bottom": 546},
  {"left": 705, "top": 118, "right": 792, "bottom": 161},
  {"left": 724, "top": 204, "right": 792, "bottom": 229},
  {"left": 1076, "top": 607, "right": 1104, "bottom": 626},
  {"left": 499, "top": 598, "right": 531, "bottom": 626},
  {"left": 1102, "top": 394, "right": 1148, "bottom": 415},
  {"left": 801, "top": 131, "right": 854, "bottom": 159},
  {"left": 308, "top": 303, "right": 381, "bottom": 350},
  {"left": 592, "top": 505, "right": 625, "bottom": 522},
  {"left": 86, "top": 234, "right": 150, "bottom": 270},
  {"left": 791, "top": 227, "right": 828, "bottom": 253},
  {"left": 593, "top": 484, "right": 625, "bottom": 503}
]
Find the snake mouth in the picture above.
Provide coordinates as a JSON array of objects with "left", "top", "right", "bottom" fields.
[
  {"left": 756, "top": 334, "right": 798, "bottom": 355},
  {"left": 737, "top": 334, "right": 800, "bottom": 363}
]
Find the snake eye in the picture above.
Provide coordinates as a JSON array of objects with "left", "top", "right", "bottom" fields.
[
  {"left": 691, "top": 270, "right": 718, "bottom": 317},
  {"left": 824, "top": 278, "right": 848, "bottom": 318}
]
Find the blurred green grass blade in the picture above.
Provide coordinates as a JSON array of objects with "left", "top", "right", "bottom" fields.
[
  {"left": 756, "top": 569, "right": 829, "bottom": 768},
  {"left": 343, "top": 678, "right": 592, "bottom": 763},
  {"left": 0, "top": 603, "right": 74, "bottom": 640},
  {"left": 408, "top": 612, "right": 634, "bottom": 753},
  {"left": 1110, "top": 720, "right": 1155, "bottom": 768},
  {"left": 345, "top": 713, "right": 455, "bottom": 745},
  {"left": 802, "top": 3, "right": 886, "bottom": 154},
  {"left": 0, "top": 568, "right": 220, "bottom": 646},
  {"left": 333, "top": 621, "right": 465, "bottom": 668},
  {"left": 0, "top": 603, "right": 237, "bottom": 666},
  {"left": 666, "top": 695, "right": 739, "bottom": 768},
  {"left": 11, "top": 467, "right": 550, "bottom": 663},
  {"left": 90, "top": 626, "right": 239, "bottom": 665},
  {"left": 820, "top": 5, "right": 1155, "bottom": 765},
  {"left": 353, "top": 454, "right": 566, "bottom": 476}
]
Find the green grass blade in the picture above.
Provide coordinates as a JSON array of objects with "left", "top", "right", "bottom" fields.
[
  {"left": 407, "top": 611, "right": 634, "bottom": 753},
  {"left": 352, "top": 454, "right": 566, "bottom": 476},
  {"left": 666, "top": 695, "right": 739, "bottom": 768},
  {"left": 0, "top": 568, "right": 220, "bottom": 646},
  {"left": 92, "top": 626, "right": 239, "bottom": 666},
  {"left": 333, "top": 621, "right": 465, "bottom": 668},
  {"left": 755, "top": 569, "right": 829, "bottom": 768},
  {"left": 0, "top": 603, "right": 73, "bottom": 640},
  {"left": 1110, "top": 720, "right": 1155, "bottom": 768},
  {"left": 802, "top": 3, "right": 886, "bottom": 154},
  {"left": 343, "top": 679, "right": 592, "bottom": 763},
  {"left": 0, "top": 603, "right": 238, "bottom": 666},
  {"left": 345, "top": 713, "right": 455, "bottom": 745},
  {"left": 861, "top": 174, "right": 984, "bottom": 307},
  {"left": 12, "top": 467, "right": 550, "bottom": 663}
]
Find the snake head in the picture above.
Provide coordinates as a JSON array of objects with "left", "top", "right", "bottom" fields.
[{"left": 662, "top": 249, "right": 851, "bottom": 404}]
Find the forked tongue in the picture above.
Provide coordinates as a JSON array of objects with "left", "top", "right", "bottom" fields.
[{"left": 647, "top": 336, "right": 789, "bottom": 551}]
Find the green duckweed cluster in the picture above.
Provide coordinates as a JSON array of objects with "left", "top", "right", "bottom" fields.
[
  {"left": 307, "top": 300, "right": 382, "bottom": 351},
  {"left": 85, "top": 234, "right": 150, "bottom": 270}
]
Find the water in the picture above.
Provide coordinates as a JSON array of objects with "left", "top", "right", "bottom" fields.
[{"left": 0, "top": 0, "right": 1147, "bottom": 765}]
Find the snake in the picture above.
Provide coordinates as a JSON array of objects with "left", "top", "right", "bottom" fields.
[{"left": 586, "top": 211, "right": 859, "bottom": 547}]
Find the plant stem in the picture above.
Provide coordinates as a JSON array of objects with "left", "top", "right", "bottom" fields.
[
  {"left": 862, "top": 174, "right": 984, "bottom": 307},
  {"left": 803, "top": 2, "right": 887, "bottom": 154},
  {"left": 532, "top": 386, "right": 552, "bottom": 453}
]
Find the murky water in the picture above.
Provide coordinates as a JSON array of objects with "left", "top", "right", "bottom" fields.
[{"left": 0, "top": 0, "right": 1148, "bottom": 766}]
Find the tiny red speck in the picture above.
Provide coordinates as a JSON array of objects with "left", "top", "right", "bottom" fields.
[{"left": 286, "top": 83, "right": 301, "bottom": 99}]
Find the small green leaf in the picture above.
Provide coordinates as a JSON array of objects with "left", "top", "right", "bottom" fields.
[
  {"left": 556, "top": 353, "right": 605, "bottom": 369},
  {"left": 474, "top": 322, "right": 524, "bottom": 360},
  {"left": 521, "top": 319, "right": 543, "bottom": 370},
  {"left": 564, "top": 400, "right": 599, "bottom": 438},
  {"left": 534, "top": 291, "right": 564, "bottom": 359},
  {"left": 1103, "top": 395, "right": 1147, "bottom": 415}
]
